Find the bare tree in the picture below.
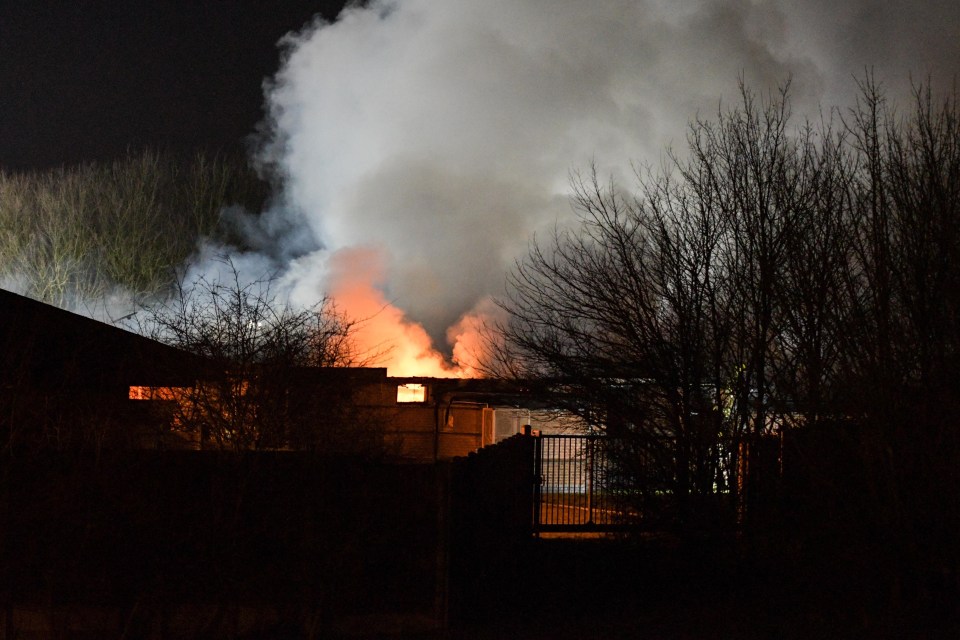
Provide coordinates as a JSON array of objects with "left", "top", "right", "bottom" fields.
[
  {"left": 0, "top": 148, "right": 266, "bottom": 308},
  {"left": 837, "top": 76, "right": 960, "bottom": 587},
  {"left": 497, "top": 78, "right": 960, "bottom": 604},
  {"left": 496, "top": 160, "right": 740, "bottom": 528},
  {"left": 137, "top": 259, "right": 382, "bottom": 454},
  {"left": 496, "top": 82, "right": 868, "bottom": 531}
]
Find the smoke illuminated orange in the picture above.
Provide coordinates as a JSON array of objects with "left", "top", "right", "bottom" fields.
[
  {"left": 324, "top": 247, "right": 496, "bottom": 378},
  {"left": 447, "top": 296, "right": 504, "bottom": 378}
]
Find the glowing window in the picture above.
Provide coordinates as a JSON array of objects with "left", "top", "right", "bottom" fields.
[
  {"left": 397, "top": 383, "right": 426, "bottom": 403},
  {"left": 129, "top": 386, "right": 184, "bottom": 401}
]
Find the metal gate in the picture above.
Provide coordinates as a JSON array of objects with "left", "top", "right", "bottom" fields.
[{"left": 532, "top": 434, "right": 637, "bottom": 532}]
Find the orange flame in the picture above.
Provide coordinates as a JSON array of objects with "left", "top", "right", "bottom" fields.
[
  {"left": 326, "top": 247, "right": 462, "bottom": 377},
  {"left": 324, "top": 248, "right": 500, "bottom": 378}
]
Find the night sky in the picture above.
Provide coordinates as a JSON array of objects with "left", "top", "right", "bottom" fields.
[{"left": 0, "top": 1, "right": 346, "bottom": 171}]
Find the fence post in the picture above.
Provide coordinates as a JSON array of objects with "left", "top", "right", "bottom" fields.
[
  {"left": 586, "top": 437, "right": 594, "bottom": 525},
  {"left": 529, "top": 428, "right": 542, "bottom": 535},
  {"left": 434, "top": 461, "right": 452, "bottom": 632}
]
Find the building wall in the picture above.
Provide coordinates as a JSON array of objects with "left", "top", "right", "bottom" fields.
[
  {"left": 379, "top": 402, "right": 485, "bottom": 461},
  {"left": 123, "top": 370, "right": 577, "bottom": 461},
  {"left": 373, "top": 378, "right": 589, "bottom": 462}
]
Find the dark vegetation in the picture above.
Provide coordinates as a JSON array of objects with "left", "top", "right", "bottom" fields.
[
  {"left": 0, "top": 148, "right": 267, "bottom": 308},
  {"left": 134, "top": 261, "right": 384, "bottom": 454},
  {"left": 491, "top": 75, "right": 960, "bottom": 632}
]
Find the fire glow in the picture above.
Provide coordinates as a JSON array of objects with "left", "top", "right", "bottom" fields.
[
  {"left": 320, "top": 247, "right": 497, "bottom": 377},
  {"left": 129, "top": 386, "right": 189, "bottom": 401}
]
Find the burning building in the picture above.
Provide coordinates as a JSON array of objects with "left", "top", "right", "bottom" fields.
[{"left": 0, "top": 288, "right": 558, "bottom": 459}]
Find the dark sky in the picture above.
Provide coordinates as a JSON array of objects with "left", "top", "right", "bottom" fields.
[{"left": 0, "top": 1, "right": 346, "bottom": 171}]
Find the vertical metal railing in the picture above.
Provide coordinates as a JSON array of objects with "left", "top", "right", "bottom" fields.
[{"left": 532, "top": 434, "right": 637, "bottom": 532}]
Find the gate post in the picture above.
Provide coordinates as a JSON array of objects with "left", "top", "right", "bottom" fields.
[
  {"left": 586, "top": 437, "right": 594, "bottom": 525},
  {"left": 529, "top": 428, "right": 542, "bottom": 535}
]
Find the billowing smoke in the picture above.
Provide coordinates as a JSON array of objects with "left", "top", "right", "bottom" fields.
[{"left": 242, "top": 0, "right": 960, "bottom": 375}]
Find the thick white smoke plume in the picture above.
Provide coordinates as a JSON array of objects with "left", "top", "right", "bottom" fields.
[{"left": 245, "top": 0, "right": 960, "bottom": 376}]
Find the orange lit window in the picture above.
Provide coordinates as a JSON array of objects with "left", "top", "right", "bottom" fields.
[
  {"left": 129, "top": 386, "right": 186, "bottom": 401},
  {"left": 397, "top": 383, "right": 426, "bottom": 403}
]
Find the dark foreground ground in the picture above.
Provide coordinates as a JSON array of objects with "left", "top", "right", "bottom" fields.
[
  {"left": 3, "top": 533, "right": 954, "bottom": 640},
  {"left": 2, "top": 452, "right": 957, "bottom": 638},
  {"left": 447, "top": 534, "right": 960, "bottom": 640}
]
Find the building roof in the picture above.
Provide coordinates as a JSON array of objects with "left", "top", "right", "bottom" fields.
[{"left": 0, "top": 289, "right": 201, "bottom": 391}]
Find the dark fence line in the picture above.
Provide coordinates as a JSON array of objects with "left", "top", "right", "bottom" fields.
[
  {"left": 0, "top": 437, "right": 541, "bottom": 636},
  {"left": 448, "top": 434, "right": 535, "bottom": 623},
  {"left": 0, "top": 451, "right": 446, "bottom": 636}
]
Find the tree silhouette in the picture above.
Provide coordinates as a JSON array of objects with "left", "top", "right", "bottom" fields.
[
  {"left": 137, "top": 258, "right": 383, "bottom": 454},
  {"left": 0, "top": 148, "right": 266, "bottom": 308},
  {"left": 496, "top": 76, "right": 960, "bottom": 546}
]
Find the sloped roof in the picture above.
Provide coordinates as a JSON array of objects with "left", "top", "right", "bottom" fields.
[{"left": 0, "top": 289, "right": 201, "bottom": 391}]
